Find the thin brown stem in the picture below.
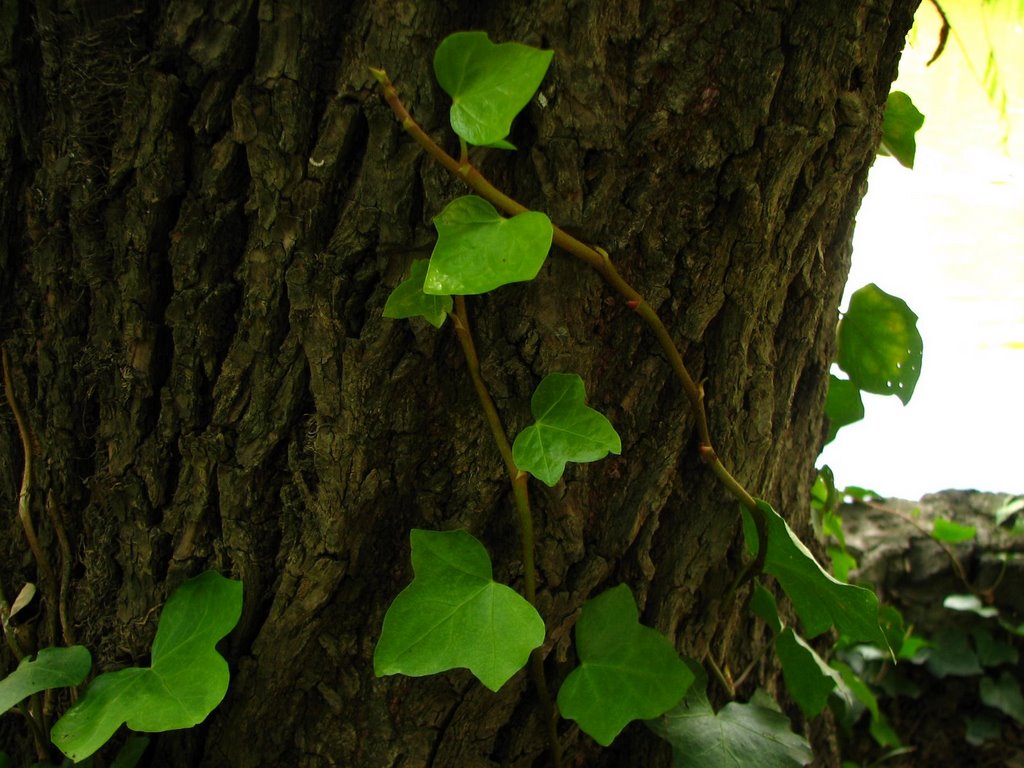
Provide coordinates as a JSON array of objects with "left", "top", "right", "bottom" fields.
[
  {"left": 449, "top": 298, "right": 563, "bottom": 767},
  {"left": 371, "top": 70, "right": 762, "bottom": 518},
  {"left": 2, "top": 347, "right": 58, "bottom": 624}
]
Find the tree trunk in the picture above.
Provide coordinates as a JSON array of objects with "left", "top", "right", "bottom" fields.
[{"left": 0, "top": 1, "right": 918, "bottom": 766}]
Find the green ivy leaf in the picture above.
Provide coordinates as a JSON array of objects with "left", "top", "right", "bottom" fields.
[
  {"left": 823, "top": 375, "right": 864, "bottom": 444},
  {"left": 647, "top": 662, "right": 812, "bottom": 768},
  {"left": 926, "top": 627, "right": 983, "bottom": 677},
  {"left": 424, "top": 196, "right": 552, "bottom": 295},
  {"left": 557, "top": 584, "right": 693, "bottom": 746},
  {"left": 51, "top": 571, "right": 243, "bottom": 762},
  {"left": 512, "top": 373, "right": 621, "bottom": 487},
  {"left": 374, "top": 529, "right": 544, "bottom": 692},
  {"left": 973, "top": 627, "right": 1019, "bottom": 667},
  {"left": 433, "top": 31, "right": 553, "bottom": 147},
  {"left": 383, "top": 260, "right": 453, "bottom": 328},
  {"left": 980, "top": 671, "right": 1024, "bottom": 723},
  {"left": 836, "top": 284, "right": 923, "bottom": 405},
  {"left": 931, "top": 517, "right": 976, "bottom": 543},
  {"left": 776, "top": 628, "right": 846, "bottom": 717},
  {"left": 0, "top": 646, "right": 92, "bottom": 714},
  {"left": 965, "top": 713, "right": 1003, "bottom": 746},
  {"left": 745, "top": 501, "right": 887, "bottom": 646},
  {"left": 751, "top": 583, "right": 783, "bottom": 635},
  {"left": 878, "top": 91, "right": 925, "bottom": 169}
]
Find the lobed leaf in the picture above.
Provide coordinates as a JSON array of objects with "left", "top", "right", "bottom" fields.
[
  {"left": 374, "top": 529, "right": 544, "bottom": 692},
  {"left": 878, "top": 91, "right": 925, "bottom": 169},
  {"left": 512, "top": 373, "right": 621, "bottom": 486},
  {"left": 836, "top": 284, "right": 923, "bottom": 405},
  {"left": 433, "top": 31, "right": 553, "bottom": 147},
  {"left": 647, "top": 662, "right": 812, "bottom": 768},
  {"left": 425, "top": 196, "right": 552, "bottom": 295},
  {"left": 0, "top": 646, "right": 92, "bottom": 714},
  {"left": 383, "top": 259, "right": 453, "bottom": 328},
  {"left": 51, "top": 571, "right": 243, "bottom": 762},
  {"left": 557, "top": 585, "right": 693, "bottom": 746}
]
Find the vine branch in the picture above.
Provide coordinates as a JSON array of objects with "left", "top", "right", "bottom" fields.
[{"left": 371, "top": 69, "right": 760, "bottom": 520}]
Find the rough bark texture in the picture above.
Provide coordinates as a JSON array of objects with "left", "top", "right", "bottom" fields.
[{"left": 0, "top": 1, "right": 917, "bottom": 765}]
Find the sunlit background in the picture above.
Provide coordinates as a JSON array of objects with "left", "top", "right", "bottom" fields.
[{"left": 817, "top": 0, "right": 1023, "bottom": 499}]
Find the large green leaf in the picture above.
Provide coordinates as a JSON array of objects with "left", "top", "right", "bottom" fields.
[
  {"left": 746, "top": 501, "right": 886, "bottom": 646},
  {"left": 424, "top": 196, "right": 552, "bottom": 295},
  {"left": 836, "top": 284, "right": 923, "bottom": 405},
  {"left": 878, "top": 91, "right": 925, "bottom": 169},
  {"left": 557, "top": 585, "right": 692, "bottom": 746},
  {"left": 512, "top": 373, "right": 621, "bottom": 486},
  {"left": 823, "top": 375, "right": 864, "bottom": 444},
  {"left": 433, "top": 31, "right": 553, "bottom": 147},
  {"left": 647, "top": 663, "right": 812, "bottom": 768},
  {"left": 374, "top": 529, "right": 544, "bottom": 692},
  {"left": 0, "top": 646, "right": 92, "bottom": 714},
  {"left": 383, "top": 259, "right": 453, "bottom": 328},
  {"left": 51, "top": 571, "right": 243, "bottom": 761}
]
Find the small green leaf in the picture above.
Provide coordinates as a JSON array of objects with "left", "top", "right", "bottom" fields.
[
  {"left": 557, "top": 584, "right": 693, "bottom": 746},
  {"left": 383, "top": 260, "right": 453, "bottom": 328},
  {"left": 433, "top": 31, "right": 553, "bottom": 147},
  {"left": 776, "top": 628, "right": 846, "bottom": 717},
  {"left": 750, "top": 501, "right": 887, "bottom": 646},
  {"left": 425, "top": 196, "right": 552, "bottom": 295},
  {"left": 647, "top": 663, "right": 812, "bottom": 768},
  {"left": 980, "top": 671, "right": 1024, "bottom": 723},
  {"left": 827, "top": 546, "right": 858, "bottom": 583},
  {"left": 51, "top": 571, "right": 243, "bottom": 762},
  {"left": 994, "top": 495, "right": 1024, "bottom": 526},
  {"left": 823, "top": 376, "right": 864, "bottom": 444},
  {"left": 879, "top": 91, "right": 925, "bottom": 169},
  {"left": 965, "top": 713, "right": 1003, "bottom": 746},
  {"left": 751, "top": 583, "right": 783, "bottom": 635},
  {"left": 926, "top": 627, "right": 983, "bottom": 677},
  {"left": 0, "top": 646, "right": 92, "bottom": 714},
  {"left": 931, "top": 517, "right": 976, "bottom": 543},
  {"left": 973, "top": 627, "right": 1019, "bottom": 667},
  {"left": 513, "top": 373, "right": 621, "bottom": 487},
  {"left": 374, "top": 529, "right": 544, "bottom": 692},
  {"left": 836, "top": 284, "right": 923, "bottom": 405}
]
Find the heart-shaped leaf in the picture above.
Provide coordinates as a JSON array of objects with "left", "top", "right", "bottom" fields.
[
  {"left": 0, "top": 646, "right": 92, "bottom": 714},
  {"left": 647, "top": 662, "right": 812, "bottom": 768},
  {"left": 374, "top": 529, "right": 544, "bottom": 692},
  {"left": 383, "top": 259, "right": 453, "bottom": 328},
  {"left": 836, "top": 284, "right": 923, "bottom": 405},
  {"left": 557, "top": 584, "right": 693, "bottom": 746},
  {"left": 433, "top": 31, "right": 553, "bottom": 147},
  {"left": 744, "top": 501, "right": 887, "bottom": 646},
  {"left": 51, "top": 571, "right": 243, "bottom": 761},
  {"left": 512, "top": 373, "right": 621, "bottom": 487},
  {"left": 878, "top": 91, "right": 924, "bottom": 169},
  {"left": 823, "top": 375, "right": 864, "bottom": 444},
  {"left": 424, "top": 196, "right": 552, "bottom": 295}
]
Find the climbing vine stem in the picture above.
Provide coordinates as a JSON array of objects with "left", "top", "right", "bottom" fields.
[
  {"left": 450, "top": 297, "right": 563, "bottom": 767},
  {"left": 371, "top": 69, "right": 763, "bottom": 524}
]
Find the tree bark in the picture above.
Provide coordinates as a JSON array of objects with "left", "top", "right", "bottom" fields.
[{"left": 0, "top": 1, "right": 918, "bottom": 765}]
